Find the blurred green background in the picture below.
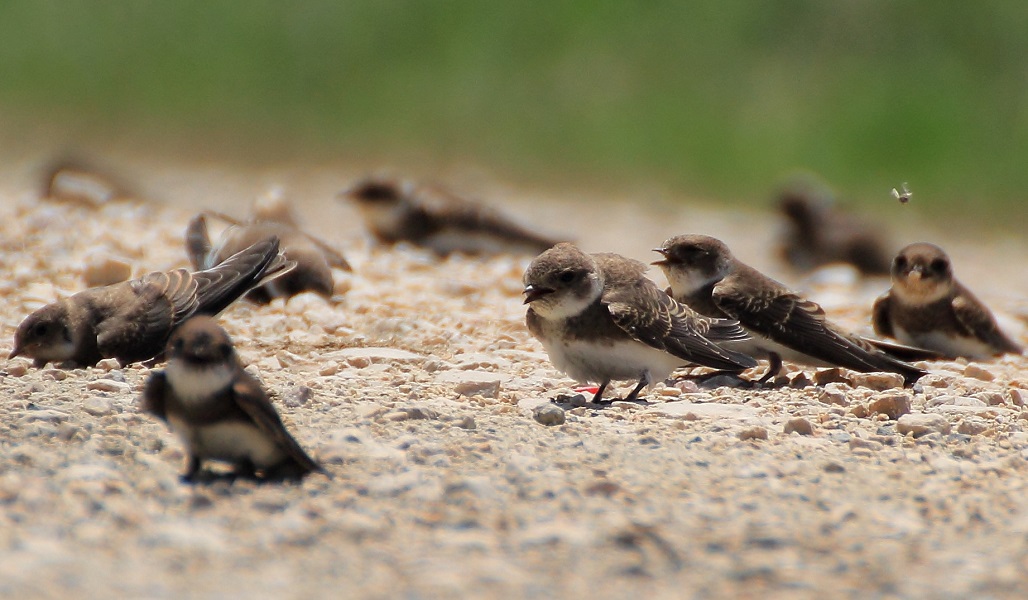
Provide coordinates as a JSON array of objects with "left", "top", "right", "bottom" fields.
[{"left": 0, "top": 1, "right": 1025, "bottom": 219}]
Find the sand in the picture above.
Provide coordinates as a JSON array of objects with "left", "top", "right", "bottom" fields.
[{"left": 1, "top": 161, "right": 1027, "bottom": 599}]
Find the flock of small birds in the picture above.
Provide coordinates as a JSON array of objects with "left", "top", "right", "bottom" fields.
[{"left": 7, "top": 163, "right": 1024, "bottom": 485}]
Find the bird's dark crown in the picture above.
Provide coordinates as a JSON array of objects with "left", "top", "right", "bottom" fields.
[
  {"left": 168, "top": 317, "right": 235, "bottom": 365},
  {"left": 346, "top": 179, "right": 402, "bottom": 204},
  {"left": 893, "top": 242, "right": 951, "bottom": 280}
]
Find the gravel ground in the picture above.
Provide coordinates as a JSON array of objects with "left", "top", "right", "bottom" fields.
[{"left": 1, "top": 159, "right": 1027, "bottom": 599}]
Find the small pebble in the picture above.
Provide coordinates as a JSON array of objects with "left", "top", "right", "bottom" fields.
[
  {"left": 974, "top": 391, "right": 1006, "bottom": 406},
  {"left": 957, "top": 418, "right": 990, "bottom": 436},
  {"left": 850, "top": 372, "right": 905, "bottom": 391},
  {"left": 87, "top": 379, "right": 130, "bottom": 393},
  {"left": 455, "top": 416, "right": 476, "bottom": 430},
  {"left": 896, "top": 413, "right": 951, "bottom": 437},
  {"left": 818, "top": 383, "right": 849, "bottom": 406},
  {"left": 6, "top": 360, "right": 29, "bottom": 377},
  {"left": 282, "top": 385, "right": 312, "bottom": 408},
  {"left": 784, "top": 418, "right": 814, "bottom": 436},
  {"left": 738, "top": 426, "right": 768, "bottom": 441},
  {"left": 82, "top": 397, "right": 114, "bottom": 417},
  {"left": 963, "top": 364, "right": 994, "bottom": 382},
  {"left": 812, "top": 368, "right": 850, "bottom": 386},
  {"left": 849, "top": 437, "right": 884, "bottom": 452},
  {"left": 533, "top": 404, "right": 566, "bottom": 426},
  {"left": 868, "top": 392, "right": 912, "bottom": 420}
]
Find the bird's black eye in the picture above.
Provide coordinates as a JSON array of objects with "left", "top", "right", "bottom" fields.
[
  {"left": 32, "top": 322, "right": 49, "bottom": 337},
  {"left": 893, "top": 256, "right": 907, "bottom": 271},
  {"left": 558, "top": 269, "right": 578, "bottom": 284},
  {"left": 930, "top": 258, "right": 948, "bottom": 273},
  {"left": 172, "top": 338, "right": 185, "bottom": 353},
  {"left": 218, "top": 343, "right": 232, "bottom": 358}
]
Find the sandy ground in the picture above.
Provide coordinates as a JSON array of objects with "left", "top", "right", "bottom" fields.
[{"left": 1, "top": 157, "right": 1028, "bottom": 599}]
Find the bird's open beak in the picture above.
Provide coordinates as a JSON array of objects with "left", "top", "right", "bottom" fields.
[
  {"left": 650, "top": 248, "right": 670, "bottom": 266},
  {"left": 905, "top": 264, "right": 924, "bottom": 281},
  {"left": 523, "top": 285, "right": 554, "bottom": 304},
  {"left": 8, "top": 345, "right": 22, "bottom": 359}
]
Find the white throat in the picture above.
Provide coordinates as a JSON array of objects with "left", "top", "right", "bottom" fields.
[
  {"left": 893, "top": 273, "right": 950, "bottom": 305},
  {"left": 164, "top": 360, "right": 237, "bottom": 405},
  {"left": 662, "top": 265, "right": 721, "bottom": 298}
]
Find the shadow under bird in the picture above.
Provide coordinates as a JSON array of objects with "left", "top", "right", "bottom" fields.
[
  {"left": 10, "top": 237, "right": 293, "bottom": 368},
  {"left": 141, "top": 316, "right": 324, "bottom": 482},
  {"left": 776, "top": 178, "right": 892, "bottom": 276},
  {"left": 186, "top": 205, "right": 351, "bottom": 303},
  {"left": 873, "top": 242, "right": 1024, "bottom": 359},
  {"left": 523, "top": 243, "right": 757, "bottom": 404},
  {"left": 341, "top": 176, "right": 566, "bottom": 256},
  {"left": 653, "top": 234, "right": 929, "bottom": 386}
]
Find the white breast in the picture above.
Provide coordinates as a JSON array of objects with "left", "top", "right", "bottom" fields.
[
  {"left": 894, "top": 326, "right": 996, "bottom": 360},
  {"left": 164, "top": 362, "right": 236, "bottom": 405},
  {"left": 169, "top": 417, "right": 286, "bottom": 469}
]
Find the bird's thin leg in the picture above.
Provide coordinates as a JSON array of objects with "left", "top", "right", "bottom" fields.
[
  {"left": 181, "top": 455, "right": 202, "bottom": 483},
  {"left": 591, "top": 380, "right": 610, "bottom": 404},
  {"left": 757, "top": 353, "right": 783, "bottom": 385},
  {"left": 623, "top": 373, "right": 651, "bottom": 403}
]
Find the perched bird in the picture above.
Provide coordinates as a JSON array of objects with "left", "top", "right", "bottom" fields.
[
  {"left": 186, "top": 201, "right": 351, "bottom": 303},
  {"left": 776, "top": 177, "right": 892, "bottom": 276},
  {"left": 523, "top": 243, "right": 757, "bottom": 403},
  {"left": 341, "top": 176, "right": 566, "bottom": 256},
  {"left": 41, "top": 159, "right": 136, "bottom": 207},
  {"left": 873, "top": 242, "right": 1023, "bottom": 359},
  {"left": 141, "top": 316, "right": 324, "bottom": 482},
  {"left": 9, "top": 238, "right": 292, "bottom": 368},
  {"left": 653, "top": 234, "right": 928, "bottom": 385}
]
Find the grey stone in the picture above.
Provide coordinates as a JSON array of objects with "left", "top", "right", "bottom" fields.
[{"left": 532, "top": 403, "right": 566, "bottom": 426}]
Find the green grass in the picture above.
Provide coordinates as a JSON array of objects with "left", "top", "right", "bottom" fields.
[{"left": 1, "top": 1, "right": 1025, "bottom": 218}]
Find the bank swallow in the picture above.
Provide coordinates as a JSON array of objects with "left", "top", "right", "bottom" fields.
[
  {"left": 653, "top": 234, "right": 928, "bottom": 385},
  {"left": 523, "top": 243, "right": 757, "bottom": 403},
  {"left": 186, "top": 206, "right": 351, "bottom": 303},
  {"left": 872, "top": 242, "right": 1023, "bottom": 359},
  {"left": 341, "top": 176, "right": 566, "bottom": 256},
  {"left": 10, "top": 238, "right": 292, "bottom": 368},
  {"left": 41, "top": 160, "right": 135, "bottom": 207},
  {"left": 776, "top": 178, "right": 892, "bottom": 275},
  {"left": 142, "top": 316, "right": 324, "bottom": 482}
]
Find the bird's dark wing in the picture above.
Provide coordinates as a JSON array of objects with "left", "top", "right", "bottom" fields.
[
  {"left": 140, "top": 370, "right": 169, "bottom": 421},
  {"left": 231, "top": 375, "right": 324, "bottom": 474},
  {"left": 95, "top": 278, "right": 182, "bottom": 363},
  {"left": 714, "top": 279, "right": 924, "bottom": 380},
  {"left": 871, "top": 292, "right": 895, "bottom": 338},
  {"left": 192, "top": 237, "right": 294, "bottom": 316},
  {"left": 605, "top": 281, "right": 756, "bottom": 371},
  {"left": 952, "top": 292, "right": 1024, "bottom": 354},
  {"left": 865, "top": 338, "right": 943, "bottom": 361}
]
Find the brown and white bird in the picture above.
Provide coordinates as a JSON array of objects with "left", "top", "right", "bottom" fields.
[
  {"left": 776, "top": 178, "right": 892, "bottom": 276},
  {"left": 186, "top": 200, "right": 350, "bottom": 303},
  {"left": 40, "top": 159, "right": 137, "bottom": 207},
  {"left": 523, "top": 243, "right": 757, "bottom": 403},
  {"left": 341, "top": 176, "right": 566, "bottom": 256},
  {"left": 141, "top": 316, "right": 324, "bottom": 482},
  {"left": 873, "top": 242, "right": 1023, "bottom": 359},
  {"left": 653, "top": 234, "right": 928, "bottom": 385},
  {"left": 10, "top": 238, "right": 292, "bottom": 368}
]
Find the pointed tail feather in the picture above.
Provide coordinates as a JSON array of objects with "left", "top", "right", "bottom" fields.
[{"left": 192, "top": 237, "right": 296, "bottom": 316}]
